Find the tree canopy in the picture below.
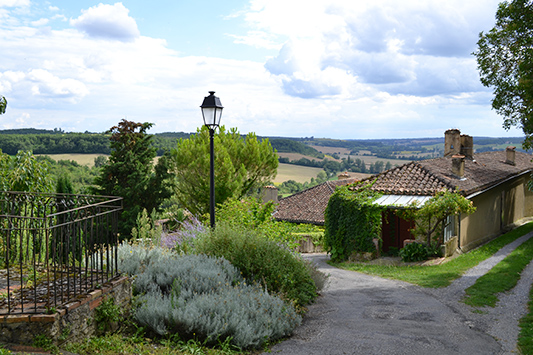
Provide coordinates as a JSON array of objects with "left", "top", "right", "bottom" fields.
[
  {"left": 170, "top": 126, "right": 278, "bottom": 217},
  {"left": 0, "top": 150, "right": 53, "bottom": 192},
  {"left": 474, "top": 0, "right": 533, "bottom": 148},
  {"left": 93, "top": 119, "right": 172, "bottom": 237},
  {"left": 0, "top": 96, "right": 6, "bottom": 115}
]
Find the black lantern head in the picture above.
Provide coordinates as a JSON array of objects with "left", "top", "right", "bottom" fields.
[{"left": 200, "top": 91, "right": 223, "bottom": 129}]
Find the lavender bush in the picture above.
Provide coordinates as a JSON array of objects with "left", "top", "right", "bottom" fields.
[{"left": 160, "top": 216, "right": 206, "bottom": 252}]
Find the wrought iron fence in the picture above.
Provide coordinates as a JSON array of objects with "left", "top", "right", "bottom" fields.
[{"left": 0, "top": 191, "right": 122, "bottom": 314}]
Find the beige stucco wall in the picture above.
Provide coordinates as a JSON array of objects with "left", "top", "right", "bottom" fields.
[{"left": 460, "top": 173, "right": 533, "bottom": 252}]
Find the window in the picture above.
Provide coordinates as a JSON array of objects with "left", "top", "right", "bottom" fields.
[{"left": 443, "top": 214, "right": 456, "bottom": 242}]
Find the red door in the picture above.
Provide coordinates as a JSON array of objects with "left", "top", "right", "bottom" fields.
[{"left": 381, "top": 210, "right": 415, "bottom": 253}]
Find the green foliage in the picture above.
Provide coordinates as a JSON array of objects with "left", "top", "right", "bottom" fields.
[
  {"left": 426, "top": 241, "right": 443, "bottom": 258},
  {"left": 119, "top": 244, "right": 301, "bottom": 350},
  {"left": 93, "top": 119, "right": 172, "bottom": 237},
  {"left": 170, "top": 126, "right": 278, "bottom": 216},
  {"left": 399, "top": 189, "right": 476, "bottom": 245},
  {"left": 399, "top": 242, "right": 428, "bottom": 262},
  {"left": 277, "top": 171, "right": 329, "bottom": 196},
  {"left": 0, "top": 150, "right": 53, "bottom": 192},
  {"left": 94, "top": 297, "right": 123, "bottom": 333},
  {"left": 474, "top": 0, "right": 533, "bottom": 149},
  {"left": 216, "top": 196, "right": 301, "bottom": 250},
  {"left": 56, "top": 174, "right": 74, "bottom": 194},
  {"left": 0, "top": 132, "right": 111, "bottom": 155},
  {"left": 0, "top": 96, "right": 6, "bottom": 115},
  {"left": 33, "top": 334, "right": 57, "bottom": 352},
  {"left": 131, "top": 208, "right": 163, "bottom": 246},
  {"left": 324, "top": 182, "right": 383, "bottom": 262},
  {"left": 194, "top": 222, "right": 318, "bottom": 308},
  {"left": 94, "top": 155, "right": 107, "bottom": 168},
  {"left": 270, "top": 138, "right": 324, "bottom": 158}
]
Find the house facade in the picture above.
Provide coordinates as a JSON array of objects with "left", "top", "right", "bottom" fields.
[
  {"left": 369, "top": 129, "right": 533, "bottom": 252},
  {"left": 274, "top": 130, "right": 533, "bottom": 254}
]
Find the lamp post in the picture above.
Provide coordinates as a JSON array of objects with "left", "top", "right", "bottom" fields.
[{"left": 200, "top": 91, "right": 223, "bottom": 228}]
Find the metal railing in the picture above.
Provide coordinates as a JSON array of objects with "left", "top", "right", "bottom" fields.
[{"left": 0, "top": 191, "right": 122, "bottom": 314}]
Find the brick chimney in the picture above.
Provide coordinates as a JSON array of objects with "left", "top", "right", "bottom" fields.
[
  {"left": 444, "top": 129, "right": 461, "bottom": 157},
  {"left": 452, "top": 154, "right": 465, "bottom": 178},
  {"left": 506, "top": 146, "right": 516, "bottom": 165},
  {"left": 262, "top": 185, "right": 279, "bottom": 204},
  {"left": 338, "top": 172, "right": 350, "bottom": 180},
  {"left": 460, "top": 135, "right": 474, "bottom": 159}
]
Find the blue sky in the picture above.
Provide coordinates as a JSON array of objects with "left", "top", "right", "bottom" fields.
[{"left": 0, "top": 0, "right": 525, "bottom": 139}]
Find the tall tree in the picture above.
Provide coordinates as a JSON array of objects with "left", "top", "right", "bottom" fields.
[
  {"left": 474, "top": 0, "right": 533, "bottom": 148},
  {"left": 0, "top": 96, "right": 6, "bottom": 115},
  {"left": 93, "top": 119, "right": 172, "bottom": 237},
  {"left": 170, "top": 126, "right": 278, "bottom": 217}
]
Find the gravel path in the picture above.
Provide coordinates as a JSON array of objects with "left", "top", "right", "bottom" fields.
[{"left": 266, "top": 231, "right": 533, "bottom": 355}]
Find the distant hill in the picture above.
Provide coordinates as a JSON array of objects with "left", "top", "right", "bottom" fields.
[
  {"left": 269, "top": 138, "right": 324, "bottom": 159},
  {"left": 0, "top": 128, "right": 525, "bottom": 160}
]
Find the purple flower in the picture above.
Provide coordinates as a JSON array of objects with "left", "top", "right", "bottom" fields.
[{"left": 161, "top": 216, "right": 205, "bottom": 249}]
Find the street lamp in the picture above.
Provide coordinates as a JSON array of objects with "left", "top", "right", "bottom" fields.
[{"left": 200, "top": 91, "right": 223, "bottom": 228}]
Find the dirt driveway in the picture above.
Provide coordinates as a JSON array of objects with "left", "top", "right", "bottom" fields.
[{"left": 266, "top": 233, "right": 533, "bottom": 355}]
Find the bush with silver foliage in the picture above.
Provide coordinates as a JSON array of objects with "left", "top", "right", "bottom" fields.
[{"left": 119, "top": 243, "right": 301, "bottom": 349}]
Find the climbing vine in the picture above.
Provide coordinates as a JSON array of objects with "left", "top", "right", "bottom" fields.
[
  {"left": 398, "top": 189, "right": 476, "bottom": 245},
  {"left": 324, "top": 181, "right": 383, "bottom": 262}
]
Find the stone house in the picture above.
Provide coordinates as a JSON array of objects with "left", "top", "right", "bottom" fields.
[
  {"left": 275, "top": 129, "right": 533, "bottom": 254},
  {"left": 367, "top": 129, "right": 533, "bottom": 253}
]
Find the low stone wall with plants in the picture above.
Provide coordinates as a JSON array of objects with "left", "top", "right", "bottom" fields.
[
  {"left": 296, "top": 233, "right": 324, "bottom": 253},
  {"left": 0, "top": 276, "right": 131, "bottom": 346}
]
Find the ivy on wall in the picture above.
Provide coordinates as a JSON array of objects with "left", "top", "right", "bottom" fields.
[{"left": 324, "top": 181, "right": 383, "bottom": 262}]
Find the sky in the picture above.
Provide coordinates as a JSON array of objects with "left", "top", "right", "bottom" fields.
[{"left": 0, "top": 0, "right": 525, "bottom": 139}]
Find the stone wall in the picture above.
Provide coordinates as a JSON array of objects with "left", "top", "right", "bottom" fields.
[{"left": 0, "top": 276, "right": 131, "bottom": 345}]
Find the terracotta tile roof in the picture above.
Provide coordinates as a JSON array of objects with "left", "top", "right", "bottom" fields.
[
  {"left": 364, "top": 150, "right": 533, "bottom": 196},
  {"left": 274, "top": 178, "right": 359, "bottom": 225},
  {"left": 274, "top": 150, "right": 533, "bottom": 225}
]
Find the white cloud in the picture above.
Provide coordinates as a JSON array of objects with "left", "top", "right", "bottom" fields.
[
  {"left": 242, "top": 0, "right": 501, "bottom": 100},
  {"left": 0, "top": 0, "right": 522, "bottom": 140},
  {"left": 70, "top": 2, "right": 140, "bottom": 42},
  {"left": 31, "top": 18, "right": 49, "bottom": 26},
  {"left": 0, "top": 0, "right": 30, "bottom": 7}
]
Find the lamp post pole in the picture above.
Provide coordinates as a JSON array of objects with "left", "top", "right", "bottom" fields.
[
  {"left": 208, "top": 126, "right": 216, "bottom": 228},
  {"left": 200, "top": 91, "right": 223, "bottom": 229}
]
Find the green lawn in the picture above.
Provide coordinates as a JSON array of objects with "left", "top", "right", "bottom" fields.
[
  {"left": 333, "top": 222, "right": 533, "bottom": 288},
  {"left": 463, "top": 235, "right": 533, "bottom": 307}
]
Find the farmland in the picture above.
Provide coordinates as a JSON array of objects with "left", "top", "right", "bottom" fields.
[
  {"left": 36, "top": 153, "right": 105, "bottom": 167},
  {"left": 274, "top": 163, "right": 324, "bottom": 183}
]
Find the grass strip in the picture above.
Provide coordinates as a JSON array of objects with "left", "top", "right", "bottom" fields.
[
  {"left": 332, "top": 221, "right": 533, "bottom": 288},
  {"left": 518, "top": 284, "right": 533, "bottom": 354},
  {"left": 463, "top": 234, "right": 533, "bottom": 307}
]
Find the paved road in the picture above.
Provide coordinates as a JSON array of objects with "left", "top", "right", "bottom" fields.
[{"left": 266, "top": 233, "right": 533, "bottom": 355}]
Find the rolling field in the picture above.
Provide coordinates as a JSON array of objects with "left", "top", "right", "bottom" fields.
[
  {"left": 36, "top": 153, "right": 106, "bottom": 167},
  {"left": 40, "top": 154, "right": 372, "bottom": 184},
  {"left": 273, "top": 163, "right": 324, "bottom": 183}
]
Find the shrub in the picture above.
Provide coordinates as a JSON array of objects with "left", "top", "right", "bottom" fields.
[
  {"left": 399, "top": 242, "right": 428, "bottom": 262},
  {"left": 216, "top": 197, "right": 301, "bottom": 250},
  {"left": 160, "top": 215, "right": 205, "bottom": 253},
  {"left": 194, "top": 222, "right": 318, "bottom": 308},
  {"left": 135, "top": 283, "right": 301, "bottom": 349},
  {"left": 118, "top": 244, "right": 301, "bottom": 349}
]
